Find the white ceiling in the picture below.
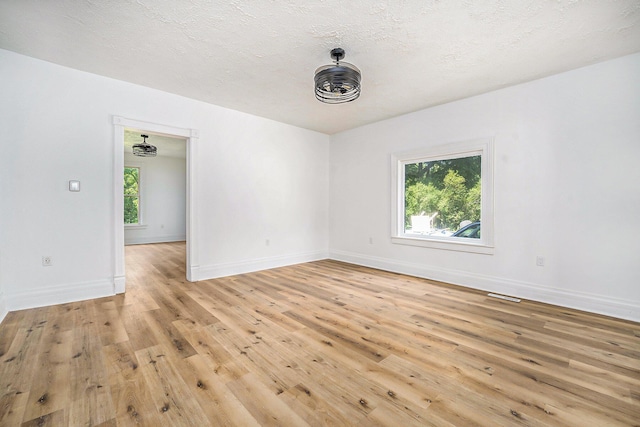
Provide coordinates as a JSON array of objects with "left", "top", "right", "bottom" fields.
[{"left": 1, "top": 1, "right": 639, "bottom": 135}]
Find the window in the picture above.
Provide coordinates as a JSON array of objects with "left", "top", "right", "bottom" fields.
[
  {"left": 391, "top": 138, "right": 494, "bottom": 254},
  {"left": 124, "top": 166, "right": 140, "bottom": 225}
]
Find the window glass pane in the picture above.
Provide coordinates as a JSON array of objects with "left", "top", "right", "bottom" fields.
[
  {"left": 124, "top": 167, "right": 139, "bottom": 224},
  {"left": 124, "top": 196, "right": 139, "bottom": 224},
  {"left": 124, "top": 167, "right": 139, "bottom": 195},
  {"left": 404, "top": 155, "right": 481, "bottom": 236}
]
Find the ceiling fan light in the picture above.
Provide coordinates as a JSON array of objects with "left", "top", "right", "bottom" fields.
[
  {"left": 314, "top": 48, "right": 361, "bottom": 104},
  {"left": 132, "top": 134, "right": 157, "bottom": 157}
]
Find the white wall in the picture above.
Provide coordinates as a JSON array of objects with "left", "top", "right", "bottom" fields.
[
  {"left": 0, "top": 262, "right": 6, "bottom": 324},
  {"left": 0, "top": 296, "right": 6, "bottom": 324},
  {"left": 1, "top": 47, "right": 638, "bottom": 322},
  {"left": 0, "top": 49, "right": 329, "bottom": 312},
  {"left": 0, "top": 199, "right": 5, "bottom": 322},
  {"left": 329, "top": 53, "right": 640, "bottom": 322},
  {"left": 0, "top": 162, "right": 6, "bottom": 322},
  {"left": 124, "top": 152, "right": 187, "bottom": 245}
]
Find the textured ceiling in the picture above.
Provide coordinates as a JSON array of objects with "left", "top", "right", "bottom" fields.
[{"left": 1, "top": 1, "right": 639, "bottom": 134}]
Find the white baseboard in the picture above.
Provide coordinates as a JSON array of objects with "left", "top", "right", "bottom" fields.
[
  {"left": 0, "top": 293, "right": 8, "bottom": 325},
  {"left": 125, "top": 235, "right": 186, "bottom": 245},
  {"left": 114, "top": 276, "right": 125, "bottom": 294},
  {"left": 186, "top": 265, "right": 199, "bottom": 283},
  {"left": 6, "top": 279, "right": 115, "bottom": 312},
  {"left": 196, "top": 251, "right": 329, "bottom": 281},
  {"left": 329, "top": 250, "right": 640, "bottom": 323}
]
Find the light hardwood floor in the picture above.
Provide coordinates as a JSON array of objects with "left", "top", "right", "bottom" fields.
[{"left": 0, "top": 241, "right": 638, "bottom": 426}]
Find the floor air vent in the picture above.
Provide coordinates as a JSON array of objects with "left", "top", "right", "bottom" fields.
[{"left": 488, "top": 293, "right": 521, "bottom": 303}]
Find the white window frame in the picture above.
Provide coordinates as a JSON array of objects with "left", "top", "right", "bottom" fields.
[
  {"left": 124, "top": 165, "right": 146, "bottom": 229},
  {"left": 391, "top": 137, "right": 494, "bottom": 254}
]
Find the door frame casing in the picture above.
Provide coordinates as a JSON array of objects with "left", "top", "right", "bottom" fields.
[{"left": 112, "top": 116, "right": 199, "bottom": 292}]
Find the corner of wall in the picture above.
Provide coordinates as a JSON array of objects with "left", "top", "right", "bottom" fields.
[{"left": 0, "top": 292, "right": 8, "bottom": 325}]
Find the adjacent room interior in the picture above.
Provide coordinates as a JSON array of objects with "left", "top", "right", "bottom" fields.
[
  {"left": 123, "top": 130, "right": 187, "bottom": 247},
  {"left": 0, "top": 1, "right": 638, "bottom": 426}
]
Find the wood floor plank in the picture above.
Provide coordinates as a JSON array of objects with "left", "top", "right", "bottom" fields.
[
  {"left": 284, "top": 328, "right": 442, "bottom": 423},
  {"left": 0, "top": 241, "right": 638, "bottom": 426},
  {"left": 172, "top": 319, "right": 235, "bottom": 366},
  {"left": 0, "top": 311, "right": 27, "bottom": 359},
  {"left": 205, "top": 321, "right": 300, "bottom": 396},
  {"left": 118, "top": 304, "right": 157, "bottom": 352},
  {"left": 21, "top": 327, "right": 72, "bottom": 421},
  {"left": 119, "top": 287, "right": 160, "bottom": 312},
  {"left": 102, "top": 340, "right": 163, "bottom": 426},
  {"left": 0, "top": 389, "right": 29, "bottom": 426},
  {"left": 68, "top": 302, "right": 115, "bottom": 426},
  {"left": 176, "top": 354, "right": 261, "bottom": 426},
  {"left": 360, "top": 400, "right": 456, "bottom": 427},
  {"left": 226, "top": 372, "right": 311, "bottom": 426},
  {"left": 140, "top": 309, "right": 197, "bottom": 360},
  {"left": 284, "top": 309, "right": 389, "bottom": 363},
  {"left": 134, "top": 344, "right": 210, "bottom": 426},
  {"left": 0, "top": 315, "right": 47, "bottom": 407},
  {"left": 20, "top": 408, "right": 66, "bottom": 427},
  {"left": 95, "top": 300, "right": 129, "bottom": 346}
]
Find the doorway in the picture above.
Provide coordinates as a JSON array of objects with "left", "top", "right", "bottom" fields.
[
  {"left": 123, "top": 130, "right": 186, "bottom": 245},
  {"left": 112, "top": 116, "right": 200, "bottom": 293}
]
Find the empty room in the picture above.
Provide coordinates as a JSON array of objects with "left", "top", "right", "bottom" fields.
[{"left": 0, "top": 1, "right": 639, "bottom": 426}]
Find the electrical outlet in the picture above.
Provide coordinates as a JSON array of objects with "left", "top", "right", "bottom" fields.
[
  {"left": 265, "top": 239, "right": 270, "bottom": 246},
  {"left": 42, "top": 256, "right": 52, "bottom": 266},
  {"left": 536, "top": 256, "right": 545, "bottom": 267},
  {"left": 369, "top": 237, "right": 373, "bottom": 244}
]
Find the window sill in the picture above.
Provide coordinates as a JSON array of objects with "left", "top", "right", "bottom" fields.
[
  {"left": 124, "top": 224, "right": 147, "bottom": 230},
  {"left": 391, "top": 235, "right": 494, "bottom": 255}
]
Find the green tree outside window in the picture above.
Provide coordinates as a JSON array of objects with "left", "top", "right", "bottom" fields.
[
  {"left": 124, "top": 167, "right": 140, "bottom": 224},
  {"left": 404, "top": 156, "right": 481, "bottom": 232}
]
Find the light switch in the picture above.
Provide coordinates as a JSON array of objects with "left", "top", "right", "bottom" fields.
[{"left": 69, "top": 180, "right": 80, "bottom": 192}]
